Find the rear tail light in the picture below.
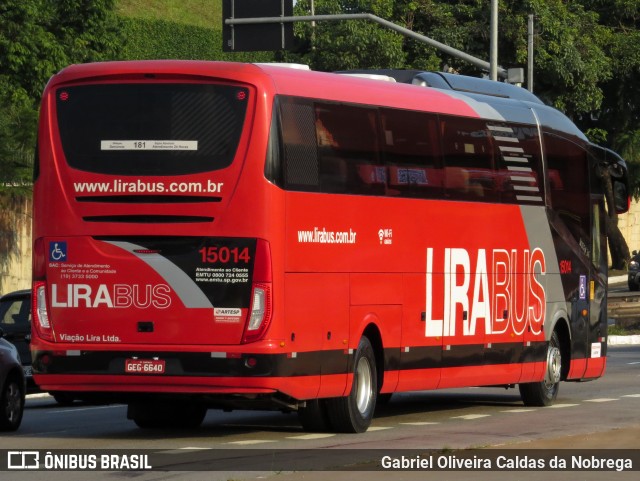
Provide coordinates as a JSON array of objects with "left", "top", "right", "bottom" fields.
[
  {"left": 242, "top": 284, "right": 272, "bottom": 343},
  {"left": 242, "top": 239, "right": 272, "bottom": 343},
  {"left": 248, "top": 286, "right": 267, "bottom": 330},
  {"left": 33, "top": 281, "right": 55, "bottom": 341}
]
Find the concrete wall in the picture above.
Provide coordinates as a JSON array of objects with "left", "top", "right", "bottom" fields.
[
  {"left": 0, "top": 195, "right": 32, "bottom": 294},
  {"left": 618, "top": 200, "right": 640, "bottom": 253}
]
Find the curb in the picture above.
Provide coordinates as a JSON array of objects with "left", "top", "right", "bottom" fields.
[
  {"left": 26, "top": 392, "right": 53, "bottom": 400},
  {"left": 608, "top": 274, "right": 638, "bottom": 345},
  {"left": 609, "top": 334, "right": 640, "bottom": 346},
  {"left": 608, "top": 274, "right": 627, "bottom": 285}
]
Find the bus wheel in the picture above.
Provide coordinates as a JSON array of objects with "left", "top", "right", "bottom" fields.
[
  {"left": 0, "top": 377, "right": 24, "bottom": 431},
  {"left": 298, "top": 399, "right": 331, "bottom": 432},
  {"left": 128, "top": 401, "right": 207, "bottom": 429},
  {"left": 519, "top": 331, "right": 562, "bottom": 406},
  {"left": 326, "top": 336, "right": 377, "bottom": 433}
]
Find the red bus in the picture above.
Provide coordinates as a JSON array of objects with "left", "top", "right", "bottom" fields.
[{"left": 31, "top": 61, "right": 629, "bottom": 433}]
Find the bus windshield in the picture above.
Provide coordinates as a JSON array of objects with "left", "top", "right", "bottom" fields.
[{"left": 55, "top": 83, "right": 249, "bottom": 176}]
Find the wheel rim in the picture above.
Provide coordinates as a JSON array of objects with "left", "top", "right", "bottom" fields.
[
  {"left": 355, "top": 356, "right": 373, "bottom": 415},
  {"left": 544, "top": 344, "right": 562, "bottom": 391},
  {"left": 4, "top": 382, "right": 22, "bottom": 424}
]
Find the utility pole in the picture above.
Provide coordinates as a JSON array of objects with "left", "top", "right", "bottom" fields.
[
  {"left": 490, "top": 0, "right": 498, "bottom": 81},
  {"left": 528, "top": 14, "right": 534, "bottom": 92}
]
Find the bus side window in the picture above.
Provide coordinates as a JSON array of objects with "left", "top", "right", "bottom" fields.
[
  {"left": 315, "top": 114, "right": 347, "bottom": 193},
  {"left": 380, "top": 108, "right": 443, "bottom": 198},
  {"left": 545, "top": 132, "right": 591, "bottom": 253},
  {"left": 279, "top": 97, "right": 320, "bottom": 191},
  {"left": 441, "top": 117, "right": 497, "bottom": 202},
  {"left": 314, "top": 102, "right": 384, "bottom": 196}
]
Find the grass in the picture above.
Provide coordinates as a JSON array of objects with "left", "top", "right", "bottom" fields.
[{"left": 116, "top": 0, "right": 222, "bottom": 29}]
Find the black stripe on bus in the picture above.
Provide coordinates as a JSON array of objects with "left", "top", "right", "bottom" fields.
[
  {"left": 33, "top": 342, "right": 548, "bottom": 378},
  {"left": 82, "top": 215, "right": 214, "bottom": 223}
]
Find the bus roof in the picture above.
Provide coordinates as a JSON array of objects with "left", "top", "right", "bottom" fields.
[{"left": 47, "top": 60, "right": 585, "bottom": 139}]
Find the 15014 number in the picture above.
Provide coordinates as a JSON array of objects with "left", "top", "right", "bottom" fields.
[{"left": 198, "top": 246, "right": 250, "bottom": 264}]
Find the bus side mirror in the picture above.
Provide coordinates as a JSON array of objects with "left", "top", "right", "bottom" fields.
[{"left": 613, "top": 180, "right": 629, "bottom": 214}]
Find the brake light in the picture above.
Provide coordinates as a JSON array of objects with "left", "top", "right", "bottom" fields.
[
  {"left": 242, "top": 239, "right": 272, "bottom": 343},
  {"left": 242, "top": 284, "right": 272, "bottom": 343},
  {"left": 32, "top": 281, "right": 55, "bottom": 341},
  {"left": 249, "top": 287, "right": 267, "bottom": 330}
]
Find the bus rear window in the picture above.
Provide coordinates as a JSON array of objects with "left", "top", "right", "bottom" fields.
[{"left": 56, "top": 83, "right": 249, "bottom": 175}]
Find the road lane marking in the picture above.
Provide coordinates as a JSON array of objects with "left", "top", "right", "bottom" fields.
[
  {"left": 157, "top": 448, "right": 213, "bottom": 454},
  {"left": 622, "top": 394, "right": 640, "bottom": 398},
  {"left": 50, "top": 405, "right": 123, "bottom": 414},
  {"left": 501, "top": 408, "right": 537, "bottom": 413},
  {"left": 287, "top": 433, "right": 336, "bottom": 440},
  {"left": 401, "top": 422, "right": 440, "bottom": 426},
  {"left": 452, "top": 414, "right": 491, "bottom": 420},
  {"left": 584, "top": 398, "right": 618, "bottom": 403},
  {"left": 367, "top": 426, "right": 393, "bottom": 431},
  {"left": 227, "top": 440, "right": 278, "bottom": 445},
  {"left": 547, "top": 403, "right": 579, "bottom": 408}
]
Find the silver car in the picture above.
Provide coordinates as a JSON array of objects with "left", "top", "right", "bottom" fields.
[{"left": 0, "top": 331, "right": 25, "bottom": 431}]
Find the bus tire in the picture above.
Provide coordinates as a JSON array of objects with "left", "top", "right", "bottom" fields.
[
  {"left": 519, "top": 330, "right": 562, "bottom": 406},
  {"left": 0, "top": 376, "right": 24, "bottom": 431},
  {"left": 298, "top": 399, "right": 331, "bottom": 432},
  {"left": 128, "top": 401, "right": 207, "bottom": 429},
  {"left": 326, "top": 336, "right": 377, "bottom": 433}
]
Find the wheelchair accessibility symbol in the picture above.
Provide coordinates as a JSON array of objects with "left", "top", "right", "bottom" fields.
[
  {"left": 49, "top": 241, "right": 67, "bottom": 262},
  {"left": 579, "top": 275, "right": 587, "bottom": 300}
]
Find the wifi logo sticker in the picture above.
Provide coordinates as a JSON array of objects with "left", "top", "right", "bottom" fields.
[{"left": 378, "top": 228, "right": 393, "bottom": 245}]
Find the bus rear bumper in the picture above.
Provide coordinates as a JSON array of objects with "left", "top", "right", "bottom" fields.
[
  {"left": 33, "top": 372, "right": 321, "bottom": 411},
  {"left": 35, "top": 373, "right": 321, "bottom": 411},
  {"left": 31, "top": 347, "right": 331, "bottom": 403},
  {"left": 34, "top": 374, "right": 279, "bottom": 395}
]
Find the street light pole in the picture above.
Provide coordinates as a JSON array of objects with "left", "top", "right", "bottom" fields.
[
  {"left": 490, "top": 0, "right": 498, "bottom": 81},
  {"left": 528, "top": 14, "right": 534, "bottom": 92}
]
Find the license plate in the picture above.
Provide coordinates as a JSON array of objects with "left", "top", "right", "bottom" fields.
[{"left": 125, "top": 359, "right": 166, "bottom": 374}]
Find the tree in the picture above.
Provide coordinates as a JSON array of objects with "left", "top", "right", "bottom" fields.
[
  {"left": 0, "top": 1, "right": 66, "bottom": 102},
  {"left": 0, "top": 79, "right": 36, "bottom": 192},
  {"left": 0, "top": 0, "right": 122, "bottom": 101},
  {"left": 288, "top": 0, "right": 406, "bottom": 71},
  {"left": 580, "top": 0, "right": 640, "bottom": 205},
  {"left": 0, "top": 0, "right": 122, "bottom": 187}
]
